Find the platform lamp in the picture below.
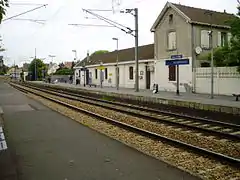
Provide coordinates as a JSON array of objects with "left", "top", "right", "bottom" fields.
[
  {"left": 112, "top": 37, "right": 119, "bottom": 90},
  {"left": 72, "top": 50, "right": 77, "bottom": 61}
]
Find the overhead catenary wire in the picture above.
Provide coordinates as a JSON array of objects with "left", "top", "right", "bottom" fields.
[
  {"left": 83, "top": 8, "right": 129, "bottom": 30},
  {"left": 69, "top": 23, "right": 116, "bottom": 28},
  {"left": 2, "top": 4, "right": 48, "bottom": 22},
  {"left": 12, "top": 18, "right": 46, "bottom": 24},
  {"left": 82, "top": 9, "right": 134, "bottom": 36},
  {"left": 9, "top": 3, "right": 47, "bottom": 6}
]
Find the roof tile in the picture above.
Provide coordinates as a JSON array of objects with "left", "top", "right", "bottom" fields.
[
  {"left": 76, "top": 43, "right": 154, "bottom": 67},
  {"left": 172, "top": 3, "right": 236, "bottom": 27}
]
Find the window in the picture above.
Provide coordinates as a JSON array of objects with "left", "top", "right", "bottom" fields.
[
  {"left": 218, "top": 32, "right": 230, "bottom": 47},
  {"left": 167, "top": 31, "right": 176, "bottom": 50},
  {"left": 95, "top": 69, "right": 98, "bottom": 79},
  {"left": 78, "top": 70, "right": 81, "bottom": 77},
  {"left": 201, "top": 30, "right": 210, "bottom": 49},
  {"left": 169, "top": 14, "right": 173, "bottom": 24},
  {"left": 168, "top": 65, "right": 176, "bottom": 81},
  {"left": 105, "top": 68, "right": 108, "bottom": 80},
  {"left": 129, "top": 66, "right": 133, "bottom": 80}
]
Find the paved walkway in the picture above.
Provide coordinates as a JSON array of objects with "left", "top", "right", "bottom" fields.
[
  {"left": 0, "top": 82, "right": 199, "bottom": 180},
  {"left": 38, "top": 82, "right": 240, "bottom": 108}
]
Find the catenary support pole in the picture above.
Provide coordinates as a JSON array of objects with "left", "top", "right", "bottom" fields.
[{"left": 134, "top": 8, "right": 139, "bottom": 92}]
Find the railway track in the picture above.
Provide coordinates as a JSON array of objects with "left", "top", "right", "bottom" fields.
[
  {"left": 21, "top": 82, "right": 240, "bottom": 142},
  {"left": 10, "top": 82, "right": 240, "bottom": 168}
]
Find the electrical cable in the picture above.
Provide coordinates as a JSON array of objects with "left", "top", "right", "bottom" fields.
[
  {"left": 2, "top": 4, "right": 48, "bottom": 22},
  {"left": 82, "top": 9, "right": 134, "bottom": 36}
]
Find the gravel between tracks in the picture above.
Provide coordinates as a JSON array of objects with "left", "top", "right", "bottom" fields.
[
  {"left": 23, "top": 88, "right": 240, "bottom": 180},
  {"left": 40, "top": 90, "right": 240, "bottom": 159}
]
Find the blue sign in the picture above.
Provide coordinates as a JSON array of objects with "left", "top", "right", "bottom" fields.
[
  {"left": 165, "top": 59, "right": 189, "bottom": 66},
  {"left": 171, "top": 54, "right": 183, "bottom": 59}
]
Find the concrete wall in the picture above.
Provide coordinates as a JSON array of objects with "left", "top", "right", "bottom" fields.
[
  {"left": 154, "top": 57, "right": 193, "bottom": 92},
  {"left": 51, "top": 75, "right": 71, "bottom": 83},
  {"left": 195, "top": 67, "right": 240, "bottom": 95}
]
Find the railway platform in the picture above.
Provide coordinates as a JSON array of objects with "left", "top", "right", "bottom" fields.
[
  {"left": 0, "top": 81, "right": 200, "bottom": 179},
  {"left": 33, "top": 81, "right": 240, "bottom": 115}
]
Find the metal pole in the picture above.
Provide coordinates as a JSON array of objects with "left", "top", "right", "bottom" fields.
[
  {"left": 75, "top": 51, "right": 78, "bottom": 61},
  {"left": 210, "top": 20, "right": 214, "bottom": 99},
  {"left": 14, "top": 60, "right": 16, "bottom": 80},
  {"left": 34, "top": 48, "right": 37, "bottom": 81},
  {"left": 134, "top": 8, "right": 139, "bottom": 92},
  {"left": 176, "top": 65, "right": 180, "bottom": 95},
  {"left": 100, "top": 61, "right": 103, "bottom": 88},
  {"left": 116, "top": 39, "right": 119, "bottom": 90}
]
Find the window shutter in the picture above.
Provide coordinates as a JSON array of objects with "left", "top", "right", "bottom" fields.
[
  {"left": 168, "top": 33, "right": 172, "bottom": 49},
  {"left": 201, "top": 30, "right": 206, "bottom": 48},
  {"left": 201, "top": 30, "right": 209, "bottom": 48},
  {"left": 172, "top": 32, "right": 176, "bottom": 49},
  {"left": 217, "top": 32, "right": 221, "bottom": 47},
  {"left": 168, "top": 32, "right": 176, "bottom": 49}
]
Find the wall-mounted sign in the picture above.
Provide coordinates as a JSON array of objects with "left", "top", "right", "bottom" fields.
[{"left": 98, "top": 66, "right": 105, "bottom": 70}]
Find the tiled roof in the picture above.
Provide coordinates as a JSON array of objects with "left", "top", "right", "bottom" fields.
[
  {"left": 75, "top": 43, "right": 154, "bottom": 67},
  {"left": 64, "top": 62, "right": 73, "bottom": 69},
  {"left": 172, "top": 3, "right": 236, "bottom": 27}
]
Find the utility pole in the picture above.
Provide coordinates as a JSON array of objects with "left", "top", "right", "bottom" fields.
[
  {"left": 82, "top": 8, "right": 139, "bottom": 91},
  {"left": 134, "top": 8, "right": 139, "bottom": 92},
  {"left": 34, "top": 48, "right": 37, "bottom": 81}
]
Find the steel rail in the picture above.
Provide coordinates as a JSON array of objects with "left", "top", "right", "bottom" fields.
[
  {"left": 10, "top": 83, "right": 240, "bottom": 167},
  {"left": 21, "top": 83, "right": 240, "bottom": 141}
]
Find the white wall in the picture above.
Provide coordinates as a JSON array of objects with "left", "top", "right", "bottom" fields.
[
  {"left": 74, "top": 60, "right": 155, "bottom": 89},
  {"left": 196, "top": 67, "right": 240, "bottom": 95},
  {"left": 154, "top": 57, "right": 193, "bottom": 92}
]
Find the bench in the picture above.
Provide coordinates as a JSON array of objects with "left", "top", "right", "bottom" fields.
[
  {"left": 89, "top": 84, "right": 97, "bottom": 88},
  {"left": 232, "top": 94, "right": 240, "bottom": 101}
]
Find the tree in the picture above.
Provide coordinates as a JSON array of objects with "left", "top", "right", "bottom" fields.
[
  {"left": 207, "top": 4, "right": 240, "bottom": 72},
  {"left": 91, "top": 50, "right": 109, "bottom": 56},
  {"left": 0, "top": 0, "right": 9, "bottom": 23},
  {"left": 228, "top": 4, "right": 240, "bottom": 72},
  {"left": 71, "top": 61, "right": 75, "bottom": 69},
  {"left": 208, "top": 46, "right": 231, "bottom": 67},
  {"left": 28, "top": 59, "right": 47, "bottom": 81},
  {"left": 54, "top": 68, "right": 74, "bottom": 75}
]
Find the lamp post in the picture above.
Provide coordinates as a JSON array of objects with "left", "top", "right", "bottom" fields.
[
  {"left": 100, "top": 61, "right": 103, "bottom": 88},
  {"left": 34, "top": 48, "right": 37, "bottom": 80},
  {"left": 112, "top": 37, "right": 119, "bottom": 90},
  {"left": 48, "top": 55, "right": 56, "bottom": 63},
  {"left": 72, "top": 50, "right": 77, "bottom": 61}
]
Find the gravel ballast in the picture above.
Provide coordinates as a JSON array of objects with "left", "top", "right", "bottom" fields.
[{"left": 14, "top": 84, "right": 240, "bottom": 180}]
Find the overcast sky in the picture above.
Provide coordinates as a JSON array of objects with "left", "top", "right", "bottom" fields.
[{"left": 0, "top": 0, "right": 238, "bottom": 67}]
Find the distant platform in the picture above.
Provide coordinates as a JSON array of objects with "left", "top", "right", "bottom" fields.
[{"left": 32, "top": 81, "right": 240, "bottom": 115}]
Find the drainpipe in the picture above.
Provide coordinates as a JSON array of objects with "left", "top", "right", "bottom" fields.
[{"left": 191, "top": 24, "right": 196, "bottom": 93}]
